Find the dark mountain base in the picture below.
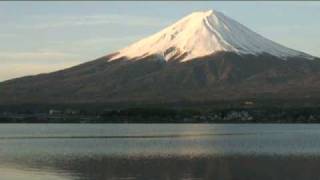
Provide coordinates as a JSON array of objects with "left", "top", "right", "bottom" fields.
[
  {"left": 1, "top": 52, "right": 320, "bottom": 105},
  {"left": 3, "top": 51, "right": 320, "bottom": 123}
]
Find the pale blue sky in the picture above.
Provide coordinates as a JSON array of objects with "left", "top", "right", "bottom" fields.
[{"left": 1, "top": 1, "right": 320, "bottom": 81}]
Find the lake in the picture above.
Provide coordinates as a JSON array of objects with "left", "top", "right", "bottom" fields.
[{"left": 1, "top": 124, "right": 320, "bottom": 180}]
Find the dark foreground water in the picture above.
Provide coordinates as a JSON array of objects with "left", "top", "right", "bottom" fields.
[{"left": 1, "top": 124, "right": 320, "bottom": 180}]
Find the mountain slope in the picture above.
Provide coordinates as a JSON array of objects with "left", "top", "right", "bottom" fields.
[
  {"left": 1, "top": 52, "right": 320, "bottom": 104},
  {"left": 0, "top": 10, "right": 319, "bottom": 105}
]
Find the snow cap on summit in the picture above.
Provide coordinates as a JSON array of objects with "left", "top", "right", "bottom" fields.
[{"left": 110, "top": 9, "right": 311, "bottom": 62}]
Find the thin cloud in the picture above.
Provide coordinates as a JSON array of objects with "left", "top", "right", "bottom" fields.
[
  {"left": 0, "top": 33, "right": 16, "bottom": 38},
  {"left": 16, "top": 14, "right": 170, "bottom": 30},
  {"left": 55, "top": 35, "right": 144, "bottom": 51},
  {"left": 0, "top": 51, "right": 81, "bottom": 64}
]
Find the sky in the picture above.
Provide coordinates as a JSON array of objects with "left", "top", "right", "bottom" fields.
[{"left": 0, "top": 1, "right": 320, "bottom": 81}]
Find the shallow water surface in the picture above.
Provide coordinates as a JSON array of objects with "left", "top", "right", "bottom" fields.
[{"left": 1, "top": 124, "right": 320, "bottom": 180}]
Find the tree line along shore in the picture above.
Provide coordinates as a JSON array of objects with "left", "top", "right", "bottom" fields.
[{"left": 1, "top": 101, "right": 320, "bottom": 123}]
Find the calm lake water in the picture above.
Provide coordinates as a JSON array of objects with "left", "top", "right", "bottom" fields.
[{"left": 1, "top": 124, "right": 320, "bottom": 180}]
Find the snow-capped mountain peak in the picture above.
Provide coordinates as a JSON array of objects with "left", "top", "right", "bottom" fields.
[{"left": 110, "top": 10, "right": 312, "bottom": 62}]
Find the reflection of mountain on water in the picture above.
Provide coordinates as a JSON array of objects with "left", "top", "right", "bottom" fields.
[{"left": 4, "top": 155, "right": 320, "bottom": 180}]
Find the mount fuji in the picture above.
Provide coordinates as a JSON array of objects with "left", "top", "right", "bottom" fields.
[
  {"left": 1, "top": 10, "right": 320, "bottom": 105},
  {"left": 111, "top": 10, "right": 311, "bottom": 62}
]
